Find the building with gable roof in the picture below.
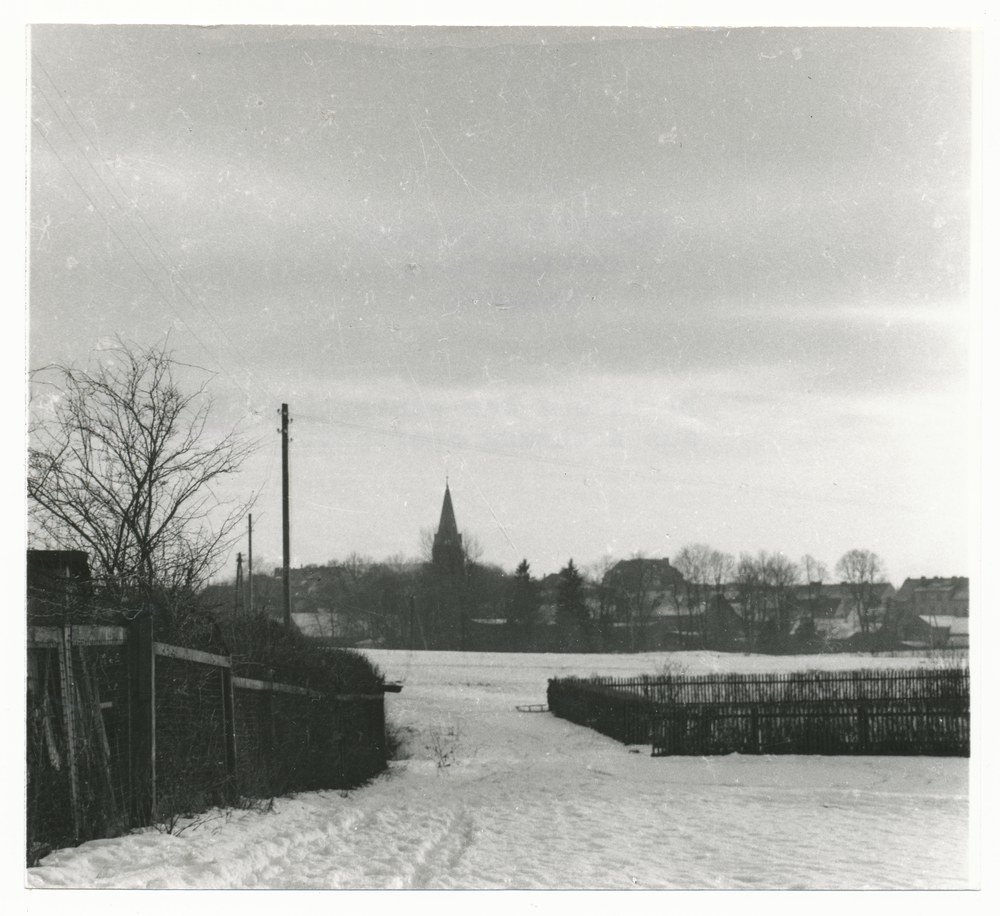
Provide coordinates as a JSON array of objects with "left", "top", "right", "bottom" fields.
[
  {"left": 882, "top": 576, "right": 970, "bottom": 649},
  {"left": 891, "top": 576, "right": 969, "bottom": 618}
]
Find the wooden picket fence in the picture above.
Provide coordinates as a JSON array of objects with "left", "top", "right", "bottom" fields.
[{"left": 547, "top": 667, "right": 970, "bottom": 757}]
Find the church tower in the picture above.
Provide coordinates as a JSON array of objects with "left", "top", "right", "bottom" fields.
[{"left": 432, "top": 482, "right": 465, "bottom": 577}]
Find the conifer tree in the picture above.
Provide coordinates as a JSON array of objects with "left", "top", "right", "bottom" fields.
[
  {"left": 556, "top": 559, "right": 590, "bottom": 650},
  {"left": 507, "top": 559, "right": 539, "bottom": 650}
]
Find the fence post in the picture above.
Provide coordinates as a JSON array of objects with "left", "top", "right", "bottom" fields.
[
  {"left": 266, "top": 668, "right": 276, "bottom": 767},
  {"left": 221, "top": 666, "right": 238, "bottom": 789},
  {"left": 857, "top": 701, "right": 869, "bottom": 754},
  {"left": 127, "top": 614, "right": 155, "bottom": 827},
  {"left": 57, "top": 625, "right": 82, "bottom": 838}
]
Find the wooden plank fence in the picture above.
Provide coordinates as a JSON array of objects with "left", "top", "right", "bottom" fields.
[
  {"left": 547, "top": 667, "right": 970, "bottom": 757},
  {"left": 27, "top": 619, "right": 391, "bottom": 864}
]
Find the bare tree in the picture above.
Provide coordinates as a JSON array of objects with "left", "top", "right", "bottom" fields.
[
  {"left": 732, "top": 551, "right": 797, "bottom": 648},
  {"left": 674, "top": 543, "right": 713, "bottom": 643},
  {"left": 734, "top": 553, "right": 766, "bottom": 649},
  {"left": 417, "top": 526, "right": 437, "bottom": 563},
  {"left": 762, "top": 552, "right": 799, "bottom": 637},
  {"left": 28, "top": 339, "right": 255, "bottom": 607},
  {"left": 699, "top": 549, "right": 734, "bottom": 645},
  {"left": 800, "top": 554, "right": 828, "bottom": 630},
  {"left": 462, "top": 533, "right": 485, "bottom": 568},
  {"left": 801, "top": 554, "right": 828, "bottom": 586},
  {"left": 835, "top": 548, "right": 887, "bottom": 635},
  {"left": 707, "top": 550, "right": 735, "bottom": 595},
  {"left": 339, "top": 552, "right": 374, "bottom": 585},
  {"left": 587, "top": 555, "right": 618, "bottom": 647}
]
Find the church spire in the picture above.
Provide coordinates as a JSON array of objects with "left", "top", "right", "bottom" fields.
[
  {"left": 432, "top": 482, "right": 464, "bottom": 576},
  {"left": 437, "top": 482, "right": 459, "bottom": 541}
]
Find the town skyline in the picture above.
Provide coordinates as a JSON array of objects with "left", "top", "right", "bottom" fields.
[{"left": 28, "top": 25, "right": 974, "bottom": 584}]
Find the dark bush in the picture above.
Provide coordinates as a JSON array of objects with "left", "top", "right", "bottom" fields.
[{"left": 212, "top": 608, "right": 385, "bottom": 695}]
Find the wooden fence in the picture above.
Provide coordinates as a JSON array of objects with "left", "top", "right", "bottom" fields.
[
  {"left": 547, "top": 668, "right": 970, "bottom": 757},
  {"left": 27, "top": 619, "right": 390, "bottom": 865}
]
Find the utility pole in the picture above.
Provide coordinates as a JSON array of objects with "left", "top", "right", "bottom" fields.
[
  {"left": 234, "top": 552, "right": 244, "bottom": 615},
  {"left": 280, "top": 404, "right": 292, "bottom": 629},
  {"left": 247, "top": 513, "right": 254, "bottom": 615}
]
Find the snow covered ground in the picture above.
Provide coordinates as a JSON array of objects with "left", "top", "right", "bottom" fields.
[{"left": 26, "top": 650, "right": 972, "bottom": 889}]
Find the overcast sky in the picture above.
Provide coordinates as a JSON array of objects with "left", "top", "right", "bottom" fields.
[{"left": 28, "top": 24, "right": 973, "bottom": 582}]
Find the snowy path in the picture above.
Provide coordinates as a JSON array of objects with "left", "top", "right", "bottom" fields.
[{"left": 27, "top": 650, "right": 970, "bottom": 889}]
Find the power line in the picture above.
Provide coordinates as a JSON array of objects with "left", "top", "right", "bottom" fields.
[{"left": 291, "top": 410, "right": 903, "bottom": 513}]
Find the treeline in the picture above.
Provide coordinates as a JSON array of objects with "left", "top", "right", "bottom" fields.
[{"left": 207, "top": 544, "right": 892, "bottom": 655}]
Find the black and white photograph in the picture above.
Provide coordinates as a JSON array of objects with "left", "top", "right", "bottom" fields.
[{"left": 24, "top": 12, "right": 978, "bottom": 890}]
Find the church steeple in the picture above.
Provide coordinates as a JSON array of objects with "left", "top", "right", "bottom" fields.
[{"left": 432, "top": 482, "right": 464, "bottom": 576}]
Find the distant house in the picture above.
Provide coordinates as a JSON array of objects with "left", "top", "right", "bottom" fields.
[
  {"left": 786, "top": 581, "right": 895, "bottom": 644},
  {"left": 897, "top": 614, "right": 969, "bottom": 649},
  {"left": 942, "top": 617, "right": 970, "bottom": 649},
  {"left": 645, "top": 601, "right": 698, "bottom": 634},
  {"left": 596, "top": 558, "right": 748, "bottom": 650},
  {"left": 291, "top": 611, "right": 332, "bottom": 640},
  {"left": 810, "top": 613, "right": 859, "bottom": 643},
  {"left": 601, "top": 557, "right": 686, "bottom": 622},
  {"left": 891, "top": 577, "right": 969, "bottom": 618},
  {"left": 253, "top": 565, "right": 377, "bottom": 643},
  {"left": 289, "top": 609, "right": 368, "bottom": 645},
  {"left": 882, "top": 576, "right": 970, "bottom": 650},
  {"left": 603, "top": 557, "right": 686, "bottom": 594},
  {"left": 601, "top": 557, "right": 687, "bottom": 648},
  {"left": 535, "top": 572, "right": 566, "bottom": 626},
  {"left": 791, "top": 582, "right": 852, "bottom": 619}
]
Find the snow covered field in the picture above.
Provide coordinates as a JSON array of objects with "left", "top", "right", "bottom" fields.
[{"left": 26, "top": 650, "right": 972, "bottom": 889}]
